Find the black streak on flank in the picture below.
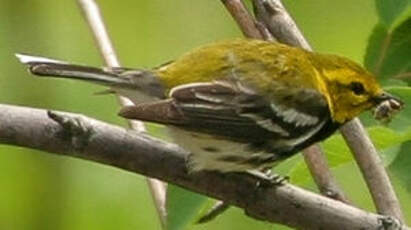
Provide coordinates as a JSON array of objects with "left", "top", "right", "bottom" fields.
[{"left": 202, "top": 147, "right": 220, "bottom": 153}]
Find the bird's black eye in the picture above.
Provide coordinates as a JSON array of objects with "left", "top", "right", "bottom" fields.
[{"left": 349, "top": 82, "right": 365, "bottom": 95}]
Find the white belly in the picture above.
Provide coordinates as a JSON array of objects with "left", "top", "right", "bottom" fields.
[{"left": 167, "top": 126, "right": 270, "bottom": 172}]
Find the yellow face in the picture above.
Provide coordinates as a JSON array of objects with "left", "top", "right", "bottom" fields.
[
  {"left": 321, "top": 66, "right": 385, "bottom": 123},
  {"left": 308, "top": 53, "right": 404, "bottom": 124}
]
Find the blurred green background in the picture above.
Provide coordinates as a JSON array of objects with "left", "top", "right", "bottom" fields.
[{"left": 0, "top": 0, "right": 409, "bottom": 230}]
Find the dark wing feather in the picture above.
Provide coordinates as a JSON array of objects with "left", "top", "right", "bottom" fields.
[{"left": 119, "top": 80, "right": 340, "bottom": 154}]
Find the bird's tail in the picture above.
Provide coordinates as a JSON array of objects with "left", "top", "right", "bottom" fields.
[
  {"left": 16, "top": 53, "right": 136, "bottom": 87},
  {"left": 15, "top": 53, "right": 165, "bottom": 101}
]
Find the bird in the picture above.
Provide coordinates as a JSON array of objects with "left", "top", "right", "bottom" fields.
[{"left": 16, "top": 39, "right": 403, "bottom": 175}]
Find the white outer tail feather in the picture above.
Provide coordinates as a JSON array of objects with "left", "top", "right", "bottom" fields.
[{"left": 15, "top": 53, "right": 67, "bottom": 65}]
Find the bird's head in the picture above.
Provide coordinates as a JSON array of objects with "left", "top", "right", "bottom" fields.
[{"left": 314, "top": 55, "right": 403, "bottom": 123}]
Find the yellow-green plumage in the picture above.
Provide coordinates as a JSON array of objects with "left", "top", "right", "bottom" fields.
[
  {"left": 155, "top": 39, "right": 383, "bottom": 123},
  {"left": 157, "top": 39, "right": 317, "bottom": 90}
]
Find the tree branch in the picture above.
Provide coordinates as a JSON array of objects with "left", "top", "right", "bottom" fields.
[
  {"left": 0, "top": 104, "right": 408, "bottom": 230},
  {"left": 341, "top": 121, "right": 404, "bottom": 220},
  {"left": 221, "top": 0, "right": 263, "bottom": 39},
  {"left": 252, "top": 0, "right": 311, "bottom": 49},
  {"left": 76, "top": 0, "right": 167, "bottom": 227},
  {"left": 302, "top": 145, "right": 351, "bottom": 203},
  {"left": 251, "top": 0, "right": 403, "bottom": 219}
]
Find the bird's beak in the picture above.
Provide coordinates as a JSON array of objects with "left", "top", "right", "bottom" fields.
[
  {"left": 372, "top": 92, "right": 404, "bottom": 123},
  {"left": 373, "top": 92, "right": 404, "bottom": 106}
]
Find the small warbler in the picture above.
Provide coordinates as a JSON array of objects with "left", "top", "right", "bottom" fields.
[{"left": 16, "top": 39, "right": 403, "bottom": 173}]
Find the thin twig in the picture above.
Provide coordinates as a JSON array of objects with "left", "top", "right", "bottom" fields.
[
  {"left": 76, "top": 0, "right": 167, "bottom": 227},
  {"left": 0, "top": 104, "right": 408, "bottom": 230},
  {"left": 393, "top": 72, "right": 411, "bottom": 79},
  {"left": 221, "top": 0, "right": 263, "bottom": 39},
  {"left": 252, "top": 0, "right": 311, "bottom": 49},
  {"left": 196, "top": 201, "right": 230, "bottom": 224},
  {"left": 76, "top": 0, "right": 139, "bottom": 129},
  {"left": 303, "top": 145, "right": 351, "bottom": 203},
  {"left": 254, "top": 21, "right": 276, "bottom": 41},
  {"left": 253, "top": 0, "right": 404, "bottom": 221},
  {"left": 340, "top": 120, "right": 404, "bottom": 220},
  {"left": 222, "top": 0, "right": 349, "bottom": 204}
]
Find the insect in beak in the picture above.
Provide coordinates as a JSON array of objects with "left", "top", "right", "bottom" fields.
[{"left": 372, "top": 92, "right": 404, "bottom": 124}]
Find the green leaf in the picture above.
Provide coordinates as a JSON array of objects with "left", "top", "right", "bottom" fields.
[
  {"left": 364, "top": 23, "right": 388, "bottom": 75},
  {"left": 388, "top": 141, "right": 411, "bottom": 191},
  {"left": 375, "top": 0, "right": 411, "bottom": 29},
  {"left": 364, "top": 18, "right": 411, "bottom": 80},
  {"left": 166, "top": 185, "right": 208, "bottom": 230},
  {"left": 365, "top": 0, "right": 411, "bottom": 81}
]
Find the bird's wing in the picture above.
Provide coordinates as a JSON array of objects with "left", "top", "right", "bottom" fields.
[{"left": 119, "top": 78, "right": 334, "bottom": 147}]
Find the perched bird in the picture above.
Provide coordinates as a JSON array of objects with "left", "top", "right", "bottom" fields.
[{"left": 16, "top": 39, "right": 403, "bottom": 174}]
